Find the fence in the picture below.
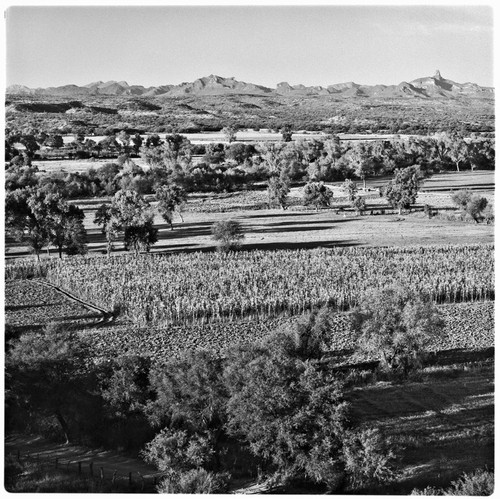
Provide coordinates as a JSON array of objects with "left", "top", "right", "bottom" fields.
[{"left": 7, "top": 449, "right": 164, "bottom": 493}]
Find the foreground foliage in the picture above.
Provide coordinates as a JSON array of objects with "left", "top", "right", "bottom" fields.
[{"left": 411, "top": 469, "right": 494, "bottom": 496}]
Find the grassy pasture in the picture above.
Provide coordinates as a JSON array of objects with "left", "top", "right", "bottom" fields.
[{"left": 347, "top": 365, "right": 494, "bottom": 494}]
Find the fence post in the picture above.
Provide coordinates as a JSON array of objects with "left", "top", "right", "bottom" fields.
[
  {"left": 112, "top": 470, "right": 117, "bottom": 486},
  {"left": 55, "top": 457, "right": 59, "bottom": 469},
  {"left": 78, "top": 462, "right": 82, "bottom": 475},
  {"left": 129, "top": 471, "right": 132, "bottom": 488},
  {"left": 138, "top": 472, "right": 144, "bottom": 491},
  {"left": 100, "top": 467, "right": 104, "bottom": 481},
  {"left": 89, "top": 461, "right": 94, "bottom": 477},
  {"left": 17, "top": 450, "right": 20, "bottom": 461}
]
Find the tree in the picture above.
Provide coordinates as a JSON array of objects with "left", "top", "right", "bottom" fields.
[
  {"left": 6, "top": 323, "right": 98, "bottom": 444},
  {"left": 222, "top": 125, "right": 237, "bottom": 143},
  {"left": 224, "top": 340, "right": 349, "bottom": 489},
  {"left": 123, "top": 217, "right": 158, "bottom": 255},
  {"left": 94, "top": 203, "right": 119, "bottom": 257},
  {"left": 351, "top": 286, "right": 444, "bottom": 377},
  {"left": 116, "top": 130, "right": 131, "bottom": 154},
  {"left": 346, "top": 143, "right": 375, "bottom": 190},
  {"left": 211, "top": 220, "right": 245, "bottom": 251},
  {"left": 108, "top": 190, "right": 159, "bottom": 255},
  {"left": 352, "top": 195, "right": 366, "bottom": 215},
  {"left": 28, "top": 191, "right": 87, "bottom": 258},
  {"left": 280, "top": 124, "right": 293, "bottom": 142},
  {"left": 146, "top": 349, "right": 228, "bottom": 469},
  {"left": 6, "top": 188, "right": 47, "bottom": 261},
  {"left": 342, "top": 179, "right": 358, "bottom": 203},
  {"left": 446, "top": 134, "right": 469, "bottom": 172},
  {"left": 131, "top": 133, "right": 143, "bottom": 155},
  {"left": 450, "top": 189, "right": 472, "bottom": 210},
  {"left": 384, "top": 166, "right": 419, "bottom": 215},
  {"left": 267, "top": 169, "right": 291, "bottom": 210},
  {"left": 465, "top": 195, "right": 488, "bottom": 223},
  {"left": 451, "top": 190, "right": 489, "bottom": 223},
  {"left": 155, "top": 184, "right": 187, "bottom": 229},
  {"left": 303, "top": 181, "right": 333, "bottom": 211}
]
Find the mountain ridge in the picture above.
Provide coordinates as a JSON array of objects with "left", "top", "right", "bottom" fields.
[{"left": 6, "top": 71, "right": 494, "bottom": 99}]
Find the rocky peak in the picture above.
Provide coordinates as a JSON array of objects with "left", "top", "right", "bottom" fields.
[{"left": 434, "top": 70, "right": 442, "bottom": 80}]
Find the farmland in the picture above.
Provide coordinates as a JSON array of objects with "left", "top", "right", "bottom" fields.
[
  {"left": 5, "top": 94, "right": 495, "bottom": 496},
  {"left": 15, "top": 244, "right": 490, "bottom": 326}
]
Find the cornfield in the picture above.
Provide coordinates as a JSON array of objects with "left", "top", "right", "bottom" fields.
[{"left": 17, "top": 243, "right": 492, "bottom": 327}]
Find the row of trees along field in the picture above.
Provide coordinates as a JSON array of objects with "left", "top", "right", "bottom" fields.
[
  {"left": 7, "top": 286, "right": 452, "bottom": 493},
  {"left": 6, "top": 130, "right": 495, "bottom": 194}
]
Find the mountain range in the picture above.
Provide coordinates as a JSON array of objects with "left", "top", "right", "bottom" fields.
[{"left": 6, "top": 71, "right": 493, "bottom": 100}]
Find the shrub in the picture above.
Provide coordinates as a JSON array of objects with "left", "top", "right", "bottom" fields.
[
  {"left": 483, "top": 203, "right": 494, "bottom": 224},
  {"left": 157, "top": 468, "right": 230, "bottom": 494},
  {"left": 211, "top": 220, "right": 245, "bottom": 251},
  {"left": 423, "top": 204, "right": 433, "bottom": 219},
  {"left": 342, "top": 428, "right": 396, "bottom": 488},
  {"left": 411, "top": 468, "right": 494, "bottom": 496}
]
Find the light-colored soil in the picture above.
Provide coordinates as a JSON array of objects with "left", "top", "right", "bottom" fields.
[{"left": 5, "top": 208, "right": 494, "bottom": 259}]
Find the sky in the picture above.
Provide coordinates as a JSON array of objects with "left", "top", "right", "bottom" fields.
[{"left": 5, "top": 3, "right": 495, "bottom": 89}]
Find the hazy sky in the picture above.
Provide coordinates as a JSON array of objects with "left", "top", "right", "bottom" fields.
[{"left": 5, "top": 4, "right": 495, "bottom": 88}]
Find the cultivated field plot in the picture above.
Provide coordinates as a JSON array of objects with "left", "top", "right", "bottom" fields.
[
  {"left": 5, "top": 280, "right": 101, "bottom": 333},
  {"left": 31, "top": 244, "right": 492, "bottom": 326},
  {"left": 347, "top": 365, "right": 494, "bottom": 494},
  {"left": 81, "top": 300, "right": 493, "bottom": 361}
]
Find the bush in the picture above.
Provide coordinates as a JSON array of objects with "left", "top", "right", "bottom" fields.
[
  {"left": 411, "top": 468, "right": 494, "bottom": 495},
  {"left": 483, "top": 203, "right": 494, "bottom": 224},
  {"left": 211, "top": 220, "right": 245, "bottom": 251},
  {"left": 157, "top": 468, "right": 230, "bottom": 494},
  {"left": 342, "top": 428, "right": 396, "bottom": 488}
]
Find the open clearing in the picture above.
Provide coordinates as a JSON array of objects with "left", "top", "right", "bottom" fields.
[{"left": 5, "top": 208, "right": 494, "bottom": 258}]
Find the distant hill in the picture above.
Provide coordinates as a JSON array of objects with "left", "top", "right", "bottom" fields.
[{"left": 6, "top": 71, "right": 494, "bottom": 100}]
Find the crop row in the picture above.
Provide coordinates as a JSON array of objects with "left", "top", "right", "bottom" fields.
[{"left": 22, "top": 243, "right": 493, "bottom": 326}]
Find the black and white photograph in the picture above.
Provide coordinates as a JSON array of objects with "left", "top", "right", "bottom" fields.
[{"left": 3, "top": 2, "right": 495, "bottom": 495}]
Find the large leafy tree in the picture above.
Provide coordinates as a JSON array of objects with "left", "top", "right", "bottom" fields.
[
  {"left": 267, "top": 169, "right": 291, "bottom": 210},
  {"left": 28, "top": 191, "right": 87, "bottom": 258},
  {"left": 155, "top": 184, "right": 187, "bottom": 229},
  {"left": 224, "top": 339, "right": 349, "bottom": 489},
  {"left": 5, "top": 188, "right": 48, "bottom": 260},
  {"left": 351, "top": 286, "right": 444, "bottom": 376},
  {"left": 384, "top": 166, "right": 419, "bottom": 214},
  {"left": 346, "top": 143, "right": 375, "bottom": 190},
  {"left": 303, "top": 181, "right": 333, "bottom": 211},
  {"left": 146, "top": 350, "right": 228, "bottom": 470},
  {"left": 6, "top": 323, "right": 98, "bottom": 444}
]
